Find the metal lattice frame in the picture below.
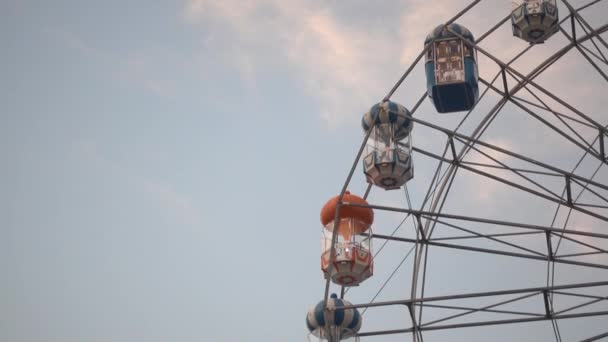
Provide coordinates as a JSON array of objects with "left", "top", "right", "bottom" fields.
[{"left": 319, "top": 0, "right": 608, "bottom": 341}]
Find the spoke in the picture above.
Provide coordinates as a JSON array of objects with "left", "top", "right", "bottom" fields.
[
  {"left": 553, "top": 233, "right": 608, "bottom": 255},
  {"left": 431, "top": 231, "right": 542, "bottom": 242},
  {"left": 581, "top": 331, "right": 608, "bottom": 342},
  {"left": 418, "top": 292, "right": 542, "bottom": 327},
  {"left": 431, "top": 218, "right": 546, "bottom": 257},
  {"left": 553, "top": 296, "right": 608, "bottom": 315}
]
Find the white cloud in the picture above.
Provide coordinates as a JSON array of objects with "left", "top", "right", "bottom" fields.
[
  {"left": 183, "top": 0, "right": 608, "bottom": 228},
  {"left": 398, "top": 0, "right": 463, "bottom": 64},
  {"left": 286, "top": 10, "right": 392, "bottom": 126},
  {"left": 184, "top": 0, "right": 407, "bottom": 127}
]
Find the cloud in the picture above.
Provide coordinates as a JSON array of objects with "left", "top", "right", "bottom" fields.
[
  {"left": 183, "top": 0, "right": 608, "bottom": 228},
  {"left": 184, "top": 0, "right": 408, "bottom": 127},
  {"left": 286, "top": 10, "right": 394, "bottom": 126},
  {"left": 184, "top": 0, "right": 605, "bottom": 130},
  {"left": 398, "top": 0, "right": 463, "bottom": 64}
]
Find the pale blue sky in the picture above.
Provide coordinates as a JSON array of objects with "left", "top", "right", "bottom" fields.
[{"left": 3, "top": 0, "right": 608, "bottom": 341}]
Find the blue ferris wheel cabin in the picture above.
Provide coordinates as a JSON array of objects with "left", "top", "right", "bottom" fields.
[{"left": 424, "top": 23, "right": 479, "bottom": 113}]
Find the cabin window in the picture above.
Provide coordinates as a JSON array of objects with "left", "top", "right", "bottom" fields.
[
  {"left": 463, "top": 44, "right": 472, "bottom": 57},
  {"left": 525, "top": 0, "right": 542, "bottom": 14},
  {"left": 463, "top": 44, "right": 477, "bottom": 63},
  {"left": 425, "top": 46, "right": 434, "bottom": 62},
  {"left": 451, "top": 44, "right": 459, "bottom": 54},
  {"left": 434, "top": 39, "right": 465, "bottom": 84}
]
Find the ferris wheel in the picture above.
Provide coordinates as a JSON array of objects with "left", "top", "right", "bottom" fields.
[{"left": 306, "top": 0, "right": 608, "bottom": 341}]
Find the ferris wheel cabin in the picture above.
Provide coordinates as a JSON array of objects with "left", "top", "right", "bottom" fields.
[
  {"left": 512, "top": 0, "right": 559, "bottom": 43},
  {"left": 361, "top": 101, "right": 414, "bottom": 190},
  {"left": 320, "top": 192, "right": 374, "bottom": 287},
  {"left": 425, "top": 23, "right": 479, "bottom": 113},
  {"left": 306, "top": 294, "right": 362, "bottom": 341}
]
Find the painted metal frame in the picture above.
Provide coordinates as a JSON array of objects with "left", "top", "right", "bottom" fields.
[{"left": 318, "top": 0, "right": 608, "bottom": 341}]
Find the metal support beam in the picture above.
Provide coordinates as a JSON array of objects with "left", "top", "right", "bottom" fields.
[
  {"left": 546, "top": 231, "right": 555, "bottom": 262},
  {"left": 415, "top": 214, "right": 426, "bottom": 242},
  {"left": 347, "top": 204, "right": 608, "bottom": 239},
  {"left": 357, "top": 310, "right": 608, "bottom": 336},
  {"left": 571, "top": 15, "right": 578, "bottom": 43},
  {"left": 501, "top": 67, "right": 509, "bottom": 98},
  {"left": 543, "top": 290, "right": 553, "bottom": 318},
  {"left": 566, "top": 175, "right": 573, "bottom": 206},
  {"left": 480, "top": 77, "right": 603, "bottom": 162},
  {"left": 370, "top": 232, "right": 608, "bottom": 270},
  {"left": 405, "top": 114, "right": 608, "bottom": 192},
  {"left": 449, "top": 136, "right": 458, "bottom": 163},
  {"left": 338, "top": 282, "right": 608, "bottom": 310},
  {"left": 562, "top": 0, "right": 608, "bottom": 51},
  {"left": 418, "top": 292, "right": 541, "bottom": 328},
  {"left": 600, "top": 131, "right": 606, "bottom": 160},
  {"left": 581, "top": 331, "right": 608, "bottom": 342},
  {"left": 319, "top": 2, "right": 608, "bottom": 341},
  {"left": 407, "top": 304, "right": 423, "bottom": 342},
  {"left": 412, "top": 145, "right": 608, "bottom": 222},
  {"left": 449, "top": 23, "right": 608, "bottom": 135},
  {"left": 345, "top": 283, "right": 608, "bottom": 338}
]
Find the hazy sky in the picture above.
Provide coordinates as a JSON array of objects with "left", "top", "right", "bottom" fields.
[{"left": 3, "top": 0, "right": 608, "bottom": 341}]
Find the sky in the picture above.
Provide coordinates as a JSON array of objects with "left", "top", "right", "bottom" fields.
[{"left": 2, "top": 0, "right": 608, "bottom": 341}]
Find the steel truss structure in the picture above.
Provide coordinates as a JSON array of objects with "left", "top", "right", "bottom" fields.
[{"left": 319, "top": 0, "right": 608, "bottom": 341}]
